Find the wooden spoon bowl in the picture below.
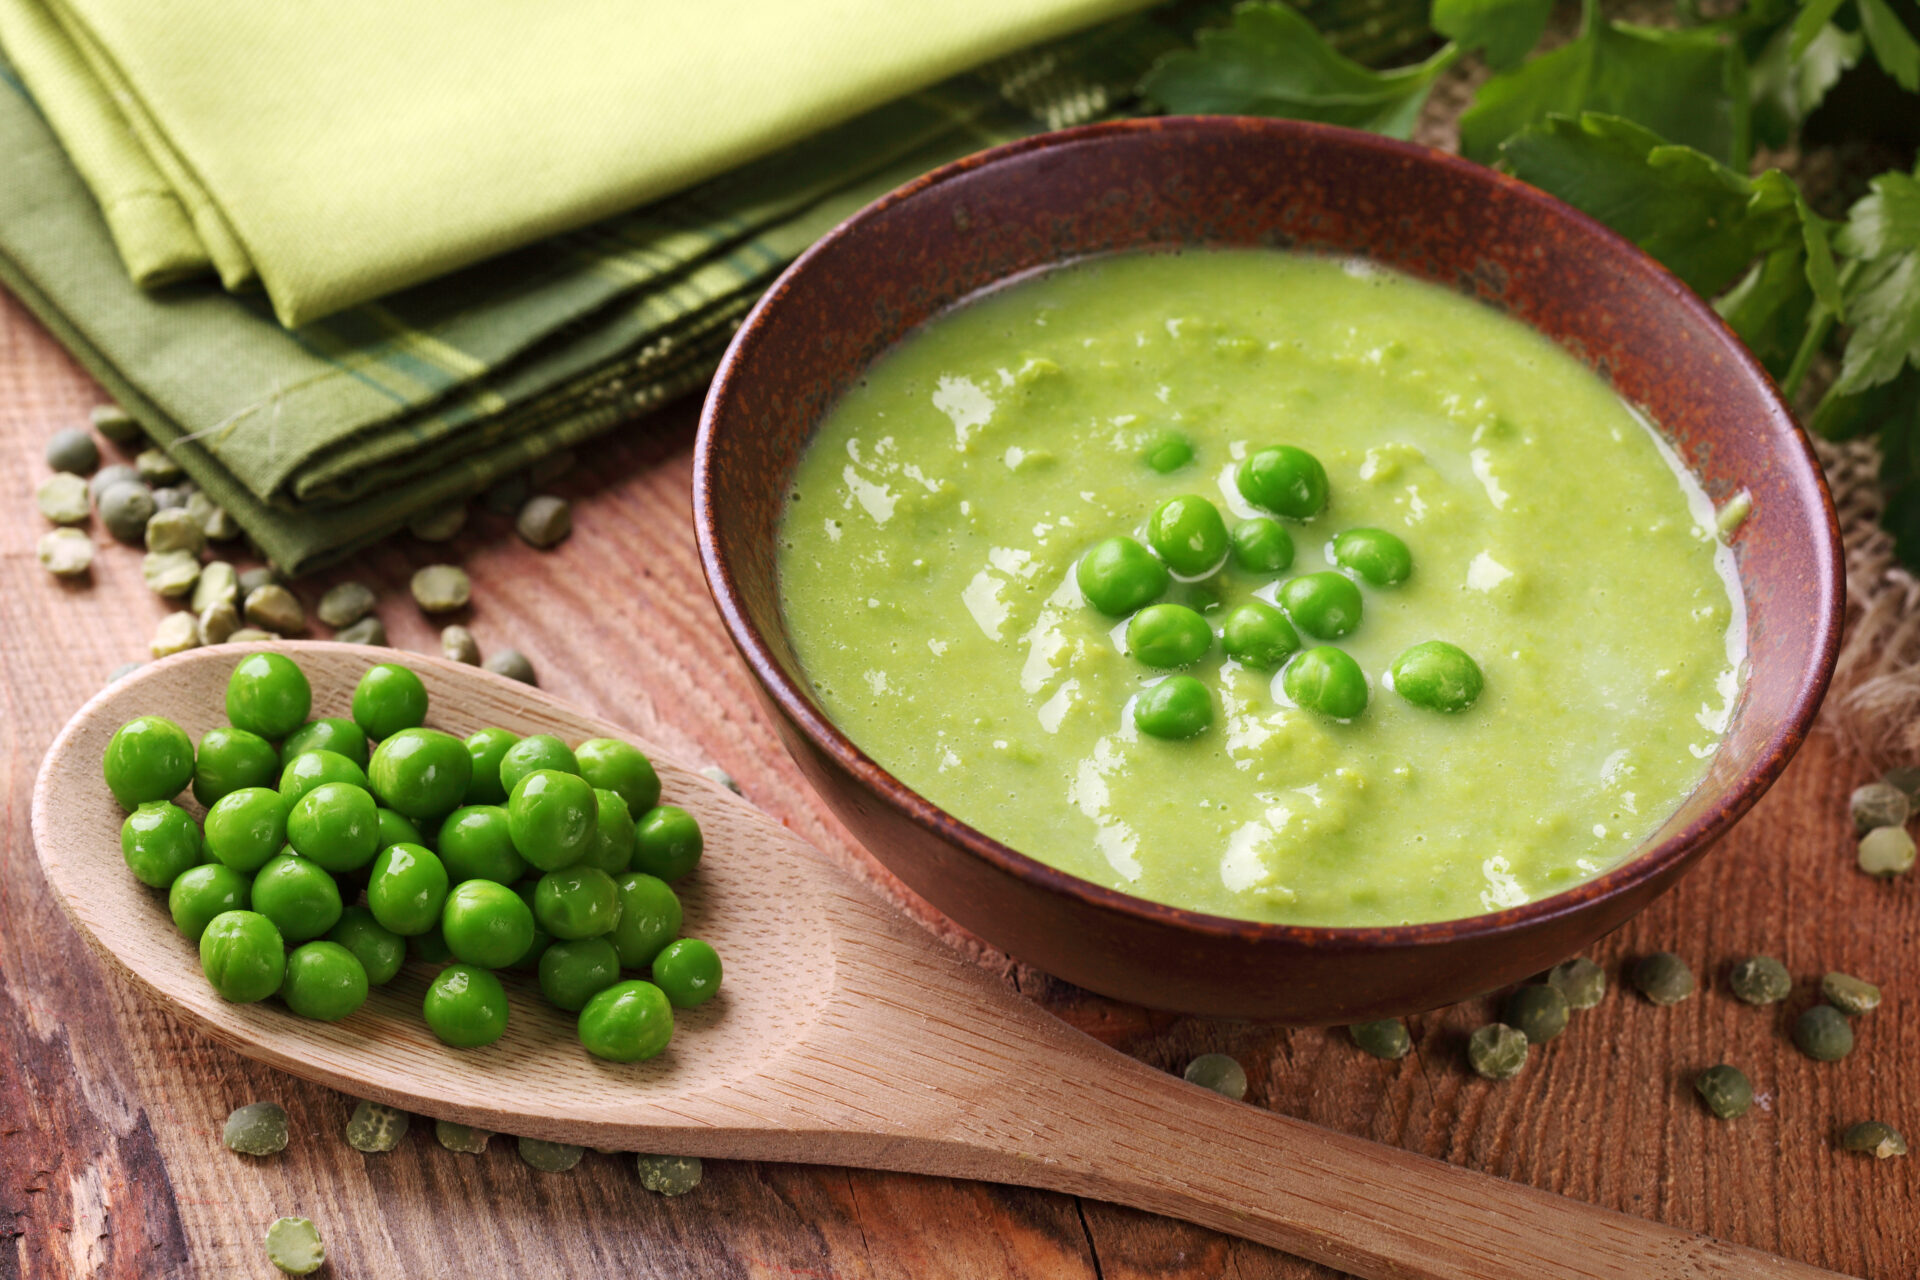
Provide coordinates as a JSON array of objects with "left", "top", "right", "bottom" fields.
[{"left": 33, "top": 642, "right": 1837, "bottom": 1280}]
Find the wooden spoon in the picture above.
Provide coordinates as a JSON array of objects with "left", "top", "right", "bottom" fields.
[{"left": 34, "top": 643, "right": 1835, "bottom": 1280}]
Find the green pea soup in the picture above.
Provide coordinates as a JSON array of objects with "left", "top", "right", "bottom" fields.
[{"left": 777, "top": 249, "right": 1745, "bottom": 927}]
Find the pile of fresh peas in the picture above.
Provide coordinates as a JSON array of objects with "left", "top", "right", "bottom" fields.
[
  {"left": 101, "top": 653, "right": 721, "bottom": 1061},
  {"left": 1076, "top": 439, "right": 1485, "bottom": 739}
]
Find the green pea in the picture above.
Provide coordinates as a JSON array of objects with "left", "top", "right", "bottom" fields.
[
  {"left": 498, "top": 734, "right": 580, "bottom": 795},
  {"left": 437, "top": 805, "right": 526, "bottom": 884},
  {"left": 1141, "top": 430, "right": 1193, "bottom": 473},
  {"left": 1278, "top": 572, "right": 1363, "bottom": 639},
  {"left": 575, "top": 738, "right": 662, "bottom": 819},
  {"left": 1348, "top": 1019, "right": 1411, "bottom": 1060},
  {"left": 579, "top": 789, "right": 636, "bottom": 875},
  {"left": 1076, "top": 536, "right": 1169, "bottom": 617},
  {"left": 368, "top": 727, "right": 473, "bottom": 822},
  {"left": 534, "top": 867, "right": 622, "bottom": 940},
  {"left": 441, "top": 879, "right": 537, "bottom": 968},
  {"left": 1220, "top": 600, "right": 1300, "bottom": 670},
  {"left": 1181, "top": 1052, "right": 1248, "bottom": 1100},
  {"left": 1390, "top": 641, "right": 1484, "bottom": 713},
  {"left": 281, "top": 718, "right": 369, "bottom": 770},
  {"left": 1793, "top": 1004, "right": 1854, "bottom": 1062},
  {"left": 1503, "top": 984, "right": 1569, "bottom": 1043},
  {"left": 366, "top": 842, "right": 450, "bottom": 935},
  {"left": 264, "top": 1217, "right": 324, "bottom": 1276},
  {"left": 1126, "top": 603, "right": 1213, "bottom": 669},
  {"left": 608, "top": 872, "right": 683, "bottom": 968},
  {"left": 1331, "top": 527, "right": 1412, "bottom": 586},
  {"left": 225, "top": 653, "right": 312, "bottom": 741},
  {"left": 1146, "top": 495, "right": 1229, "bottom": 575},
  {"left": 423, "top": 963, "right": 510, "bottom": 1048},
  {"left": 508, "top": 769, "right": 598, "bottom": 871},
  {"left": 375, "top": 807, "right": 424, "bottom": 852},
  {"left": 327, "top": 905, "right": 406, "bottom": 985},
  {"left": 103, "top": 715, "right": 195, "bottom": 809},
  {"left": 1229, "top": 517, "right": 1294, "bottom": 574},
  {"left": 537, "top": 936, "right": 622, "bottom": 1012},
  {"left": 651, "top": 938, "right": 723, "bottom": 1009},
  {"left": 350, "top": 663, "right": 429, "bottom": 741},
  {"left": 1236, "top": 445, "right": 1328, "bottom": 519},
  {"left": 279, "top": 941, "right": 369, "bottom": 1021},
  {"left": 1283, "top": 647, "right": 1369, "bottom": 719},
  {"left": 169, "top": 863, "right": 250, "bottom": 940},
  {"left": 279, "top": 749, "right": 371, "bottom": 805},
  {"left": 251, "top": 851, "right": 342, "bottom": 942},
  {"left": 199, "top": 910, "right": 286, "bottom": 1003},
  {"left": 121, "top": 801, "right": 204, "bottom": 887},
  {"left": 577, "top": 980, "right": 674, "bottom": 1063},
  {"left": 507, "top": 880, "right": 554, "bottom": 972},
  {"left": 632, "top": 805, "right": 703, "bottom": 881},
  {"left": 286, "top": 781, "right": 380, "bottom": 873},
  {"left": 1694, "top": 1064, "right": 1752, "bottom": 1119},
  {"left": 191, "top": 727, "right": 280, "bottom": 807},
  {"left": 205, "top": 787, "right": 291, "bottom": 873},
  {"left": 462, "top": 727, "right": 521, "bottom": 805},
  {"left": 1133, "top": 675, "right": 1213, "bottom": 740}
]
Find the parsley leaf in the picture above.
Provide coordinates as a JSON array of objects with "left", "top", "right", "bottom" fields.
[
  {"left": 1718, "top": 244, "right": 1817, "bottom": 377},
  {"left": 1830, "top": 169, "right": 1920, "bottom": 396},
  {"left": 1139, "top": 2, "right": 1458, "bottom": 139},
  {"left": 1752, "top": 19, "right": 1863, "bottom": 146},
  {"left": 1858, "top": 0, "right": 1920, "bottom": 91},
  {"left": 1458, "top": 1, "right": 1751, "bottom": 166},
  {"left": 1431, "top": 0, "right": 1553, "bottom": 70},
  {"left": 1497, "top": 113, "right": 1800, "bottom": 296}
]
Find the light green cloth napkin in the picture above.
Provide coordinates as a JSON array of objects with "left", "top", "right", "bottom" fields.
[{"left": 0, "top": 0, "right": 1156, "bottom": 325}]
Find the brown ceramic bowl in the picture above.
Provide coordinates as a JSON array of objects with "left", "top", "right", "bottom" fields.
[{"left": 693, "top": 117, "right": 1843, "bottom": 1022}]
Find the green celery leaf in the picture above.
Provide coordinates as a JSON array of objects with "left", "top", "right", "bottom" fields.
[
  {"left": 1858, "top": 0, "right": 1920, "bottom": 91},
  {"left": 1431, "top": 0, "right": 1554, "bottom": 70},
  {"left": 1832, "top": 170, "right": 1920, "bottom": 396},
  {"left": 1812, "top": 363, "right": 1920, "bottom": 440},
  {"left": 1139, "top": 2, "right": 1458, "bottom": 139},
  {"left": 1497, "top": 113, "right": 1799, "bottom": 295},
  {"left": 1459, "top": 10, "right": 1751, "bottom": 165},
  {"left": 1800, "top": 197, "right": 1845, "bottom": 316},
  {"left": 1789, "top": 0, "right": 1849, "bottom": 59},
  {"left": 1836, "top": 168, "right": 1920, "bottom": 258},
  {"left": 1751, "top": 20, "right": 1863, "bottom": 147},
  {"left": 1717, "top": 243, "right": 1816, "bottom": 377}
]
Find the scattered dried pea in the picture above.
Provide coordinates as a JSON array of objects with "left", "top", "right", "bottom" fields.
[
  {"left": 1349, "top": 1019, "right": 1411, "bottom": 1060},
  {"left": 265, "top": 1217, "right": 325, "bottom": 1275},
  {"left": 198, "top": 600, "right": 241, "bottom": 646},
  {"left": 135, "top": 446, "right": 184, "bottom": 486},
  {"left": 224, "top": 1102, "right": 290, "bottom": 1155},
  {"left": 1841, "top": 1121, "right": 1908, "bottom": 1159},
  {"left": 699, "top": 765, "right": 742, "bottom": 795},
  {"left": 441, "top": 624, "right": 480, "bottom": 665},
  {"left": 37, "top": 473, "right": 90, "bottom": 525},
  {"left": 1851, "top": 781, "right": 1910, "bottom": 832},
  {"left": 411, "top": 564, "right": 471, "bottom": 613},
  {"left": 38, "top": 528, "right": 93, "bottom": 578},
  {"left": 151, "top": 485, "right": 192, "bottom": 512},
  {"left": 1504, "top": 984, "right": 1569, "bottom": 1044},
  {"left": 1728, "top": 955, "right": 1792, "bottom": 1005},
  {"left": 1630, "top": 952, "right": 1695, "bottom": 1006},
  {"left": 1546, "top": 956, "right": 1606, "bottom": 1009},
  {"left": 89, "top": 463, "right": 140, "bottom": 501},
  {"left": 344, "top": 1100, "right": 409, "bottom": 1152},
  {"left": 192, "top": 560, "right": 238, "bottom": 613},
  {"left": 145, "top": 507, "right": 207, "bottom": 556},
  {"left": 90, "top": 403, "right": 142, "bottom": 445},
  {"left": 483, "top": 647, "right": 537, "bottom": 685},
  {"left": 435, "top": 1120, "right": 492, "bottom": 1153},
  {"left": 1858, "top": 826, "right": 1916, "bottom": 877},
  {"left": 1883, "top": 766, "right": 1920, "bottom": 800},
  {"left": 1821, "top": 972, "right": 1881, "bottom": 1016},
  {"left": 99, "top": 481, "right": 156, "bottom": 542},
  {"left": 317, "top": 581, "right": 377, "bottom": 628},
  {"left": 245, "top": 584, "right": 306, "bottom": 635},
  {"left": 517, "top": 1136, "right": 584, "bottom": 1171},
  {"left": 1182, "top": 1052, "right": 1248, "bottom": 1100},
  {"left": 107, "top": 661, "right": 143, "bottom": 683},
  {"left": 237, "top": 565, "right": 281, "bottom": 596},
  {"left": 186, "top": 490, "right": 241, "bottom": 541},
  {"left": 1793, "top": 1004, "right": 1854, "bottom": 1062},
  {"left": 408, "top": 501, "right": 467, "bottom": 542},
  {"left": 46, "top": 427, "right": 100, "bottom": 474},
  {"left": 335, "top": 616, "right": 387, "bottom": 646},
  {"left": 142, "top": 550, "right": 201, "bottom": 598},
  {"left": 152, "top": 611, "right": 201, "bottom": 657},
  {"left": 228, "top": 627, "right": 276, "bottom": 642},
  {"left": 1693, "top": 1065, "right": 1752, "bottom": 1119},
  {"left": 515, "top": 495, "right": 572, "bottom": 549},
  {"left": 1467, "top": 1024, "right": 1528, "bottom": 1080},
  {"left": 636, "top": 1153, "right": 703, "bottom": 1196}
]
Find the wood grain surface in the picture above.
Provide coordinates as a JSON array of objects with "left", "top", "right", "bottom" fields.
[{"left": 3, "top": 282, "right": 1917, "bottom": 1280}]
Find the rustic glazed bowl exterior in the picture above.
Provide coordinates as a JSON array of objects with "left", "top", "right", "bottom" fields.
[{"left": 693, "top": 117, "right": 1843, "bottom": 1022}]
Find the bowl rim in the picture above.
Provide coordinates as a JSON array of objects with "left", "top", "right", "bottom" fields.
[{"left": 693, "top": 115, "right": 1845, "bottom": 952}]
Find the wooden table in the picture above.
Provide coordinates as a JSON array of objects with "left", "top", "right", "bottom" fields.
[{"left": 3, "top": 286, "right": 1914, "bottom": 1280}]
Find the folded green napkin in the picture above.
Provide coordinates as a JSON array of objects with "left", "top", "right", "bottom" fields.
[{"left": 0, "top": 0, "right": 1157, "bottom": 326}]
